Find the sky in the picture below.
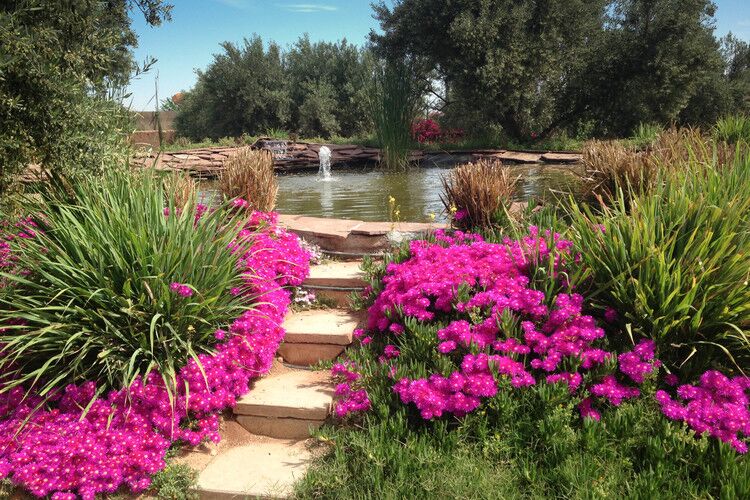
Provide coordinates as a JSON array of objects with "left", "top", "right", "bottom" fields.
[{"left": 126, "top": 0, "right": 750, "bottom": 111}]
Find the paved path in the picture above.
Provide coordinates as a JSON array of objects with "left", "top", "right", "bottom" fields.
[{"left": 188, "top": 258, "right": 369, "bottom": 498}]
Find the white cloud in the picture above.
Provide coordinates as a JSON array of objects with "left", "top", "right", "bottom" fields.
[
  {"left": 213, "top": 0, "right": 249, "bottom": 9},
  {"left": 281, "top": 3, "right": 338, "bottom": 13}
]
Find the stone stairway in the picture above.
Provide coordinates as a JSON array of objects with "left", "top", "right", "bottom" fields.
[{"left": 187, "top": 259, "right": 367, "bottom": 499}]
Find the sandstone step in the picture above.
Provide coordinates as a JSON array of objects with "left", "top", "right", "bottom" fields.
[
  {"left": 194, "top": 436, "right": 313, "bottom": 499},
  {"left": 304, "top": 260, "right": 367, "bottom": 289},
  {"left": 278, "top": 309, "right": 361, "bottom": 365},
  {"left": 234, "top": 368, "right": 333, "bottom": 440}
]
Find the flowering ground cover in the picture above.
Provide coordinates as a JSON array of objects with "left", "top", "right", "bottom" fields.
[
  {"left": 0, "top": 174, "right": 310, "bottom": 499},
  {"left": 295, "top": 227, "right": 750, "bottom": 498}
]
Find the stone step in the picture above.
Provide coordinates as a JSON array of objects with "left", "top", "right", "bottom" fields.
[
  {"left": 234, "top": 367, "right": 333, "bottom": 440},
  {"left": 303, "top": 260, "right": 367, "bottom": 308},
  {"left": 304, "top": 260, "right": 367, "bottom": 289},
  {"left": 182, "top": 420, "right": 315, "bottom": 499},
  {"left": 278, "top": 309, "right": 362, "bottom": 366}
]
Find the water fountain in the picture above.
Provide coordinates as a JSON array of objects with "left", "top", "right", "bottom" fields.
[{"left": 318, "top": 145, "right": 333, "bottom": 181}]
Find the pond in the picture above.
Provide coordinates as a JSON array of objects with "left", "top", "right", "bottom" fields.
[{"left": 202, "top": 162, "right": 583, "bottom": 222}]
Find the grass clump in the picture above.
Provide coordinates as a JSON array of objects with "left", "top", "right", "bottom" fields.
[
  {"left": 151, "top": 462, "right": 198, "bottom": 500},
  {"left": 572, "top": 145, "right": 750, "bottom": 377},
  {"left": 441, "top": 159, "right": 519, "bottom": 230},
  {"left": 714, "top": 114, "right": 750, "bottom": 145},
  {"left": 581, "top": 140, "right": 658, "bottom": 207},
  {"left": 0, "top": 170, "right": 255, "bottom": 395},
  {"left": 219, "top": 147, "right": 278, "bottom": 211}
]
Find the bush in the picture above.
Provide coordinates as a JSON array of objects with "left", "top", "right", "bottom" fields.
[
  {"left": 441, "top": 159, "right": 519, "bottom": 229},
  {"left": 630, "top": 122, "right": 662, "bottom": 149},
  {"left": 714, "top": 115, "right": 750, "bottom": 145},
  {"left": 0, "top": 170, "right": 255, "bottom": 395},
  {"left": 571, "top": 148, "right": 750, "bottom": 377},
  {"left": 581, "top": 140, "right": 658, "bottom": 207},
  {"left": 219, "top": 147, "right": 278, "bottom": 212}
]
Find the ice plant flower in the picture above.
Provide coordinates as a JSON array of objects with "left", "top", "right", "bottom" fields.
[{"left": 0, "top": 210, "right": 311, "bottom": 498}]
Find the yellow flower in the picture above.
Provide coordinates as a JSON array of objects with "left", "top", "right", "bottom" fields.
[
  {"left": 428, "top": 213, "right": 436, "bottom": 221},
  {"left": 388, "top": 196, "right": 396, "bottom": 204},
  {"left": 449, "top": 204, "right": 458, "bottom": 214},
  {"left": 394, "top": 210, "right": 400, "bottom": 218}
]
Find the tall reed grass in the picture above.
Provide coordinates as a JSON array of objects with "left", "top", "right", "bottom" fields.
[
  {"left": 371, "top": 59, "right": 419, "bottom": 170},
  {"left": 572, "top": 143, "right": 750, "bottom": 377},
  {"left": 714, "top": 114, "right": 750, "bottom": 145},
  {"left": 219, "top": 147, "right": 278, "bottom": 211}
]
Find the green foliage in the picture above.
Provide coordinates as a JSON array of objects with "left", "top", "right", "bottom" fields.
[
  {"left": 629, "top": 123, "right": 662, "bottom": 149},
  {"left": 372, "top": 0, "right": 747, "bottom": 140},
  {"left": 174, "top": 37, "right": 289, "bottom": 140},
  {"left": 175, "top": 35, "right": 374, "bottom": 140},
  {"left": 286, "top": 36, "right": 374, "bottom": 138},
  {"left": 714, "top": 114, "right": 750, "bottom": 145},
  {"left": 371, "top": 59, "right": 419, "bottom": 170},
  {"left": 151, "top": 461, "right": 198, "bottom": 499},
  {"left": 297, "top": 352, "right": 749, "bottom": 499},
  {"left": 0, "top": 0, "right": 171, "bottom": 197},
  {"left": 570, "top": 150, "right": 750, "bottom": 377},
  {"left": 0, "top": 170, "right": 255, "bottom": 396}
]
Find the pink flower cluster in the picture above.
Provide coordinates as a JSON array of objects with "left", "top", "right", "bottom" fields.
[
  {"left": 410, "top": 119, "right": 465, "bottom": 144},
  {"left": 0, "top": 206, "right": 311, "bottom": 498},
  {"left": 331, "top": 362, "right": 371, "bottom": 418},
  {"left": 656, "top": 371, "right": 750, "bottom": 453},
  {"left": 169, "top": 282, "right": 194, "bottom": 297},
  {"left": 335, "top": 228, "right": 749, "bottom": 453}
]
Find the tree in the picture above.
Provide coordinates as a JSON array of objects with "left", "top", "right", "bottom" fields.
[
  {"left": 174, "top": 36, "right": 290, "bottom": 139},
  {"left": 0, "top": 0, "right": 172, "bottom": 196},
  {"left": 371, "top": 0, "right": 738, "bottom": 139},
  {"left": 579, "top": 0, "right": 725, "bottom": 136},
  {"left": 285, "top": 36, "right": 374, "bottom": 138},
  {"left": 371, "top": 0, "right": 608, "bottom": 141}
]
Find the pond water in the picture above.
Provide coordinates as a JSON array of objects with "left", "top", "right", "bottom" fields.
[{"left": 202, "top": 163, "right": 583, "bottom": 222}]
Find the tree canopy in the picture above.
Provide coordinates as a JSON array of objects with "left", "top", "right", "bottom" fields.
[
  {"left": 0, "top": 0, "right": 172, "bottom": 195},
  {"left": 371, "top": 0, "right": 750, "bottom": 140}
]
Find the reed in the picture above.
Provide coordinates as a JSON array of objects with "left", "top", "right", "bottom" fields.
[{"left": 219, "top": 147, "right": 278, "bottom": 211}]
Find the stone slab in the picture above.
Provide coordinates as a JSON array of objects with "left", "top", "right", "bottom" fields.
[
  {"left": 235, "top": 369, "right": 333, "bottom": 420},
  {"left": 540, "top": 152, "right": 583, "bottom": 163},
  {"left": 304, "top": 261, "right": 366, "bottom": 289},
  {"left": 235, "top": 415, "right": 324, "bottom": 440},
  {"left": 278, "top": 343, "right": 346, "bottom": 366},
  {"left": 283, "top": 309, "right": 360, "bottom": 345},
  {"left": 494, "top": 151, "right": 543, "bottom": 163},
  {"left": 277, "top": 214, "right": 360, "bottom": 241},
  {"left": 196, "top": 439, "right": 312, "bottom": 499}
]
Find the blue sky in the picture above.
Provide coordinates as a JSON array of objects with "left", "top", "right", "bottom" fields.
[{"left": 126, "top": 0, "right": 750, "bottom": 111}]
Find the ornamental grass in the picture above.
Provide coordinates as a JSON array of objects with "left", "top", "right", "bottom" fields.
[
  {"left": 441, "top": 159, "right": 519, "bottom": 230},
  {"left": 219, "top": 147, "right": 278, "bottom": 211},
  {"left": 572, "top": 142, "right": 750, "bottom": 378},
  {"left": 581, "top": 140, "right": 658, "bottom": 207},
  {"left": 0, "top": 170, "right": 255, "bottom": 396}
]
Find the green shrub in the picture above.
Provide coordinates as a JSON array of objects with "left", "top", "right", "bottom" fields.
[
  {"left": 714, "top": 114, "right": 750, "bottom": 145},
  {"left": 151, "top": 461, "right": 198, "bottom": 500},
  {"left": 0, "top": 170, "right": 255, "bottom": 395},
  {"left": 630, "top": 122, "right": 662, "bottom": 149},
  {"left": 571, "top": 150, "right": 750, "bottom": 377}
]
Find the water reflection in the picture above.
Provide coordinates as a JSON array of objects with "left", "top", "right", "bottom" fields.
[{"left": 201, "top": 163, "right": 582, "bottom": 222}]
